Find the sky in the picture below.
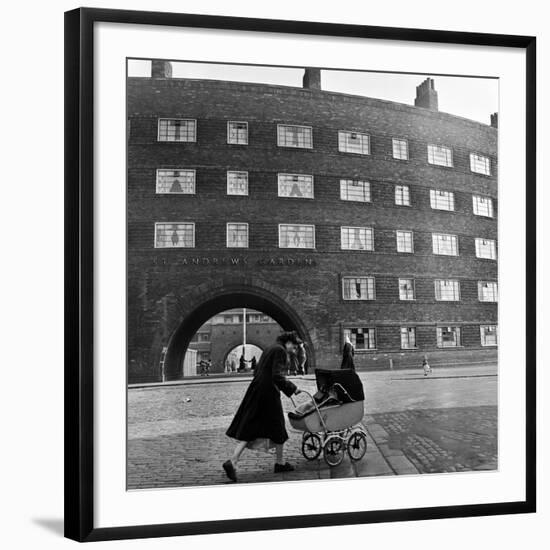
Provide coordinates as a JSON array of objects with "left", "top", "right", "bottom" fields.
[{"left": 128, "top": 59, "right": 498, "bottom": 125}]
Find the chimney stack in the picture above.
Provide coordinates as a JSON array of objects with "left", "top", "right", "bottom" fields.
[
  {"left": 490, "top": 112, "right": 498, "bottom": 128},
  {"left": 151, "top": 60, "right": 173, "bottom": 78},
  {"left": 303, "top": 67, "right": 321, "bottom": 90},
  {"left": 414, "top": 78, "right": 438, "bottom": 111}
]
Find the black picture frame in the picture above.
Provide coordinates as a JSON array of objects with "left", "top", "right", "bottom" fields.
[{"left": 65, "top": 7, "right": 536, "bottom": 542}]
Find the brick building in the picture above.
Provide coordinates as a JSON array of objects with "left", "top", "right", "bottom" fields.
[{"left": 127, "top": 61, "right": 498, "bottom": 383}]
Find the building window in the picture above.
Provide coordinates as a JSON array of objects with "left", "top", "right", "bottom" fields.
[
  {"left": 399, "top": 278, "right": 415, "bottom": 300},
  {"left": 158, "top": 118, "right": 196, "bottom": 142},
  {"left": 338, "top": 131, "right": 370, "bottom": 155},
  {"left": 227, "top": 171, "right": 249, "bottom": 196},
  {"left": 400, "top": 327, "right": 417, "bottom": 349},
  {"left": 154, "top": 222, "right": 195, "bottom": 248},
  {"left": 341, "top": 226, "right": 374, "bottom": 251},
  {"left": 340, "top": 179, "right": 371, "bottom": 203},
  {"left": 277, "top": 124, "right": 313, "bottom": 149},
  {"left": 473, "top": 195, "right": 494, "bottom": 217},
  {"left": 342, "top": 277, "right": 375, "bottom": 301},
  {"left": 395, "top": 185, "right": 411, "bottom": 206},
  {"left": 470, "top": 153, "right": 491, "bottom": 175},
  {"left": 432, "top": 233, "right": 458, "bottom": 256},
  {"left": 475, "top": 238, "right": 497, "bottom": 260},
  {"left": 279, "top": 224, "right": 315, "bottom": 249},
  {"left": 435, "top": 279, "right": 460, "bottom": 301},
  {"left": 480, "top": 325, "right": 498, "bottom": 346},
  {"left": 156, "top": 169, "right": 195, "bottom": 194},
  {"left": 427, "top": 144, "right": 453, "bottom": 167},
  {"left": 227, "top": 121, "right": 248, "bottom": 145},
  {"left": 437, "top": 326, "right": 461, "bottom": 347},
  {"left": 392, "top": 138, "right": 409, "bottom": 160},
  {"left": 478, "top": 281, "right": 498, "bottom": 302},
  {"left": 430, "top": 189, "right": 455, "bottom": 211},
  {"left": 197, "top": 333, "right": 210, "bottom": 342},
  {"left": 344, "top": 327, "right": 376, "bottom": 350},
  {"left": 396, "top": 230, "right": 414, "bottom": 253},
  {"left": 226, "top": 223, "right": 249, "bottom": 248},
  {"left": 278, "top": 174, "right": 314, "bottom": 199}
]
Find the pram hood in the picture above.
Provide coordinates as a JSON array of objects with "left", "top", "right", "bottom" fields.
[{"left": 315, "top": 368, "right": 365, "bottom": 403}]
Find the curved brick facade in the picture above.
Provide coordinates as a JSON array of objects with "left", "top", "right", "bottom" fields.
[{"left": 127, "top": 68, "right": 498, "bottom": 383}]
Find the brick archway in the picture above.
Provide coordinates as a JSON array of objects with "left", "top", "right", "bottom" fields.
[{"left": 164, "top": 280, "right": 315, "bottom": 380}]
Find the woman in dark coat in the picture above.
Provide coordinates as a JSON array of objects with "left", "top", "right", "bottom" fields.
[
  {"left": 341, "top": 335, "right": 356, "bottom": 370},
  {"left": 223, "top": 332, "right": 302, "bottom": 482}
]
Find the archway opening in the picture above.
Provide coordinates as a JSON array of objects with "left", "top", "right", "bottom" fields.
[
  {"left": 225, "top": 344, "right": 263, "bottom": 372},
  {"left": 164, "top": 288, "right": 315, "bottom": 379}
]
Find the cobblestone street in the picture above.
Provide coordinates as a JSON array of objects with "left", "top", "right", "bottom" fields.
[{"left": 127, "top": 365, "right": 498, "bottom": 489}]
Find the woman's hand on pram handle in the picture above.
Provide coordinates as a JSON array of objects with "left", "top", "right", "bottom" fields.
[{"left": 294, "top": 388, "right": 302, "bottom": 395}]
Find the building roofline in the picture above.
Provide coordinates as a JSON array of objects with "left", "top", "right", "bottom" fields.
[{"left": 128, "top": 76, "right": 497, "bottom": 130}]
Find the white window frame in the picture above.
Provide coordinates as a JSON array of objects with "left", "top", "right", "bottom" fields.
[
  {"left": 475, "top": 238, "right": 497, "bottom": 260},
  {"left": 226, "top": 171, "right": 249, "bottom": 196},
  {"left": 396, "top": 230, "right": 414, "bottom": 253},
  {"left": 399, "top": 278, "right": 415, "bottom": 301},
  {"left": 427, "top": 144, "right": 453, "bottom": 167},
  {"left": 227, "top": 121, "right": 248, "bottom": 145},
  {"left": 277, "top": 173, "right": 314, "bottom": 199},
  {"left": 277, "top": 124, "right": 313, "bottom": 149},
  {"left": 340, "top": 179, "right": 371, "bottom": 203},
  {"left": 437, "top": 326, "right": 462, "bottom": 348},
  {"left": 472, "top": 195, "right": 494, "bottom": 217},
  {"left": 278, "top": 224, "right": 316, "bottom": 249},
  {"left": 432, "top": 233, "right": 459, "bottom": 256},
  {"left": 155, "top": 169, "right": 196, "bottom": 194},
  {"left": 430, "top": 189, "right": 455, "bottom": 211},
  {"left": 478, "top": 281, "right": 498, "bottom": 302},
  {"left": 340, "top": 226, "right": 374, "bottom": 251},
  {"left": 480, "top": 325, "right": 498, "bottom": 346},
  {"left": 338, "top": 130, "right": 370, "bottom": 155},
  {"left": 400, "top": 327, "right": 417, "bottom": 349},
  {"left": 434, "top": 279, "right": 461, "bottom": 301},
  {"left": 342, "top": 276, "right": 376, "bottom": 301},
  {"left": 344, "top": 327, "right": 377, "bottom": 351},
  {"left": 395, "top": 185, "right": 411, "bottom": 206},
  {"left": 157, "top": 118, "right": 197, "bottom": 142},
  {"left": 154, "top": 222, "right": 195, "bottom": 248},
  {"left": 392, "top": 138, "right": 409, "bottom": 160},
  {"left": 226, "top": 223, "right": 249, "bottom": 248},
  {"left": 470, "top": 152, "right": 491, "bottom": 175}
]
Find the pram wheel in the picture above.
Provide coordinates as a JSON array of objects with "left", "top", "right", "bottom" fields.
[
  {"left": 323, "top": 435, "right": 345, "bottom": 467},
  {"left": 301, "top": 432, "right": 322, "bottom": 460},
  {"left": 347, "top": 431, "right": 367, "bottom": 461}
]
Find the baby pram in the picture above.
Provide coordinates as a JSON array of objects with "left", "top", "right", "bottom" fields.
[{"left": 288, "top": 369, "right": 367, "bottom": 466}]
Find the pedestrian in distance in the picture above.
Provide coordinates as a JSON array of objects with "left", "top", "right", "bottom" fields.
[
  {"left": 288, "top": 348, "right": 299, "bottom": 376},
  {"left": 238, "top": 354, "right": 246, "bottom": 372},
  {"left": 296, "top": 342, "right": 307, "bottom": 375},
  {"left": 250, "top": 356, "right": 257, "bottom": 372},
  {"left": 223, "top": 331, "right": 303, "bottom": 482},
  {"left": 341, "top": 335, "right": 355, "bottom": 370},
  {"left": 422, "top": 354, "right": 432, "bottom": 376}
]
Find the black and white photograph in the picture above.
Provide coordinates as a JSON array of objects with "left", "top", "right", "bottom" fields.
[{"left": 126, "top": 59, "right": 499, "bottom": 489}]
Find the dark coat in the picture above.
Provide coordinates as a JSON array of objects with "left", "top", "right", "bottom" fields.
[
  {"left": 226, "top": 344, "right": 297, "bottom": 444},
  {"left": 341, "top": 342, "right": 355, "bottom": 370}
]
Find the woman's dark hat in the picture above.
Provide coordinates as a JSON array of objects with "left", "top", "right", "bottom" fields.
[{"left": 277, "top": 331, "right": 303, "bottom": 345}]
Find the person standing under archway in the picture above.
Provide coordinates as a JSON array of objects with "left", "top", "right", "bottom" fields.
[{"left": 223, "top": 331, "right": 303, "bottom": 482}]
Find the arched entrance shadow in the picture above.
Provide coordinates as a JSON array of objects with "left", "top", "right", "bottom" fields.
[{"left": 165, "top": 286, "right": 315, "bottom": 379}]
